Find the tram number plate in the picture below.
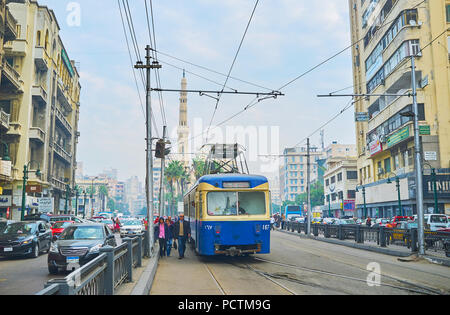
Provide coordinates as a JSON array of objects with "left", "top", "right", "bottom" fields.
[
  {"left": 262, "top": 224, "right": 270, "bottom": 231},
  {"left": 204, "top": 225, "right": 213, "bottom": 230}
]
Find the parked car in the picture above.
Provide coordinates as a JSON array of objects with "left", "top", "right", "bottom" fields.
[
  {"left": 311, "top": 218, "right": 323, "bottom": 224},
  {"left": 323, "top": 218, "right": 336, "bottom": 225},
  {"left": 120, "top": 220, "right": 144, "bottom": 238},
  {"left": 424, "top": 214, "right": 448, "bottom": 231},
  {"left": 0, "top": 220, "right": 16, "bottom": 233},
  {"left": 0, "top": 221, "right": 52, "bottom": 258},
  {"left": 50, "top": 221, "right": 75, "bottom": 238},
  {"left": 373, "top": 218, "right": 390, "bottom": 227},
  {"left": 288, "top": 215, "right": 302, "bottom": 222},
  {"left": 48, "top": 223, "right": 117, "bottom": 274},
  {"left": 333, "top": 219, "right": 356, "bottom": 225},
  {"left": 387, "top": 216, "right": 414, "bottom": 228},
  {"left": 294, "top": 217, "right": 306, "bottom": 223}
]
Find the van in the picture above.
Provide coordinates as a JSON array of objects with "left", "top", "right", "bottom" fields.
[{"left": 423, "top": 214, "right": 448, "bottom": 231}]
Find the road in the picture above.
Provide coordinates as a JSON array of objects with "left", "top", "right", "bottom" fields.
[
  {"left": 150, "top": 230, "right": 450, "bottom": 295},
  {"left": 0, "top": 234, "right": 122, "bottom": 295}
]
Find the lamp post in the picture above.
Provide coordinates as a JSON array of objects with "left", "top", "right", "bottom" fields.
[
  {"left": 423, "top": 163, "right": 438, "bottom": 214},
  {"left": 356, "top": 185, "right": 367, "bottom": 219},
  {"left": 64, "top": 184, "right": 70, "bottom": 214},
  {"left": 20, "top": 161, "right": 41, "bottom": 221},
  {"left": 83, "top": 190, "right": 87, "bottom": 219},
  {"left": 387, "top": 173, "right": 402, "bottom": 216},
  {"left": 74, "top": 185, "right": 80, "bottom": 217},
  {"left": 90, "top": 176, "right": 98, "bottom": 218}
]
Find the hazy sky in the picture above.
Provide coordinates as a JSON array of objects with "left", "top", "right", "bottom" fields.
[{"left": 38, "top": 0, "right": 356, "bottom": 182}]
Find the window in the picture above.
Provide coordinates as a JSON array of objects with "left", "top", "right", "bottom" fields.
[
  {"left": 384, "top": 158, "right": 391, "bottom": 173},
  {"left": 207, "top": 191, "right": 266, "bottom": 216},
  {"left": 447, "top": 5, "right": 450, "bottom": 23},
  {"left": 326, "top": 179, "right": 329, "bottom": 186},
  {"left": 337, "top": 173, "right": 343, "bottom": 182},
  {"left": 347, "top": 171, "right": 358, "bottom": 180},
  {"left": 348, "top": 190, "right": 356, "bottom": 199},
  {"left": 331, "top": 176, "right": 336, "bottom": 184}
]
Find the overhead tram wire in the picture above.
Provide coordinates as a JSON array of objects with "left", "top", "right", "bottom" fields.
[
  {"left": 120, "top": 0, "right": 160, "bottom": 138},
  {"left": 205, "top": 0, "right": 260, "bottom": 143},
  {"left": 145, "top": 0, "right": 167, "bottom": 127}
]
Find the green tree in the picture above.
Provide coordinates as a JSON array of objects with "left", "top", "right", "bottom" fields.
[
  {"left": 192, "top": 158, "right": 206, "bottom": 180},
  {"left": 294, "top": 181, "right": 325, "bottom": 208},
  {"left": 98, "top": 185, "right": 109, "bottom": 212},
  {"left": 165, "top": 160, "right": 186, "bottom": 212}
]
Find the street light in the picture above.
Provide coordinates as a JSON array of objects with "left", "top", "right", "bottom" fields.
[
  {"left": 74, "top": 185, "right": 80, "bottom": 217},
  {"left": 64, "top": 184, "right": 71, "bottom": 214},
  {"left": 387, "top": 173, "right": 402, "bottom": 216},
  {"left": 20, "top": 161, "right": 41, "bottom": 221},
  {"left": 83, "top": 190, "right": 87, "bottom": 219},
  {"left": 423, "top": 163, "right": 438, "bottom": 214},
  {"left": 356, "top": 185, "right": 367, "bottom": 219},
  {"left": 91, "top": 176, "right": 98, "bottom": 218}
]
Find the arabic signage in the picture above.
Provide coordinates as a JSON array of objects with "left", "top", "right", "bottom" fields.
[
  {"left": 419, "top": 125, "right": 431, "bottom": 135},
  {"left": 26, "top": 185, "right": 42, "bottom": 193},
  {"left": 355, "top": 112, "right": 369, "bottom": 122},
  {"left": 61, "top": 49, "right": 75, "bottom": 77},
  {"left": 0, "top": 196, "right": 12, "bottom": 207},
  {"left": 387, "top": 126, "right": 410, "bottom": 148},
  {"left": 0, "top": 160, "right": 11, "bottom": 177},
  {"left": 343, "top": 200, "right": 355, "bottom": 211},
  {"left": 369, "top": 140, "right": 383, "bottom": 156},
  {"left": 423, "top": 174, "right": 450, "bottom": 199},
  {"left": 38, "top": 198, "right": 53, "bottom": 213}
]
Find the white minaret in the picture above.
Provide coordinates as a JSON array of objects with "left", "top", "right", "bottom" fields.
[{"left": 177, "top": 70, "right": 190, "bottom": 167}]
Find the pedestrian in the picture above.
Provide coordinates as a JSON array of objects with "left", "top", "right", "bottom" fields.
[
  {"left": 270, "top": 216, "right": 275, "bottom": 231},
  {"left": 366, "top": 217, "right": 372, "bottom": 228},
  {"left": 165, "top": 218, "right": 174, "bottom": 256},
  {"left": 281, "top": 213, "right": 286, "bottom": 229},
  {"left": 154, "top": 217, "right": 169, "bottom": 258},
  {"left": 173, "top": 213, "right": 191, "bottom": 259},
  {"left": 114, "top": 217, "right": 121, "bottom": 233}
]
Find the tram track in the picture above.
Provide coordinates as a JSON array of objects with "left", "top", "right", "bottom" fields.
[{"left": 251, "top": 257, "right": 445, "bottom": 295}]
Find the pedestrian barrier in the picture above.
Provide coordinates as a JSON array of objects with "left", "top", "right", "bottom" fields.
[
  {"left": 35, "top": 233, "right": 148, "bottom": 295},
  {"left": 280, "top": 221, "right": 450, "bottom": 255}
]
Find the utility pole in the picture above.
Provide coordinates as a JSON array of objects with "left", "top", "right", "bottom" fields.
[
  {"left": 411, "top": 55, "right": 425, "bottom": 255},
  {"left": 135, "top": 45, "right": 161, "bottom": 257},
  {"left": 306, "top": 138, "right": 311, "bottom": 235},
  {"left": 159, "top": 126, "right": 167, "bottom": 217}
]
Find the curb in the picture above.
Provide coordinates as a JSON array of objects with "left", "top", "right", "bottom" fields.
[
  {"left": 423, "top": 255, "right": 450, "bottom": 267},
  {"left": 276, "top": 228, "right": 414, "bottom": 258},
  {"left": 130, "top": 243, "right": 160, "bottom": 295}
]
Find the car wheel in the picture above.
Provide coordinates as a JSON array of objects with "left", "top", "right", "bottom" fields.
[
  {"left": 48, "top": 265, "right": 59, "bottom": 275},
  {"left": 30, "top": 243, "right": 39, "bottom": 258}
]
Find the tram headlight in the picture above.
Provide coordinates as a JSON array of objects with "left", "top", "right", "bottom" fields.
[
  {"left": 215, "top": 225, "right": 221, "bottom": 235},
  {"left": 255, "top": 224, "right": 261, "bottom": 235}
]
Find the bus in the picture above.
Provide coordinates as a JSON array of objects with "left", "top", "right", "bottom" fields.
[{"left": 285, "top": 205, "right": 302, "bottom": 220}]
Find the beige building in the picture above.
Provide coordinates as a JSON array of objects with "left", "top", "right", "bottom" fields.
[
  {"left": 349, "top": 0, "right": 450, "bottom": 217},
  {"left": 0, "top": 0, "right": 81, "bottom": 219},
  {"left": 322, "top": 143, "right": 358, "bottom": 218}
]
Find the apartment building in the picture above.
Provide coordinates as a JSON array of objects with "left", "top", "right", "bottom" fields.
[
  {"left": 349, "top": 0, "right": 450, "bottom": 218},
  {"left": 0, "top": 0, "right": 81, "bottom": 219},
  {"left": 279, "top": 146, "right": 324, "bottom": 203},
  {"left": 322, "top": 143, "right": 358, "bottom": 218}
]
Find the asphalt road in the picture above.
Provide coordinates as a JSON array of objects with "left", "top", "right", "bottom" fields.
[
  {"left": 0, "top": 234, "right": 122, "bottom": 295},
  {"left": 151, "top": 230, "right": 450, "bottom": 295}
]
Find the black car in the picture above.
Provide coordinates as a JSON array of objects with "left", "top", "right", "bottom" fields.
[
  {"left": 48, "top": 223, "right": 117, "bottom": 274},
  {"left": 24, "top": 213, "right": 85, "bottom": 224},
  {"left": 0, "top": 221, "right": 52, "bottom": 258}
]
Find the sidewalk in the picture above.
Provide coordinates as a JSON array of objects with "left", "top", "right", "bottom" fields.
[{"left": 276, "top": 228, "right": 450, "bottom": 267}]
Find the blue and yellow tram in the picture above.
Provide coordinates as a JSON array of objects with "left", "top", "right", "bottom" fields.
[{"left": 184, "top": 174, "right": 271, "bottom": 256}]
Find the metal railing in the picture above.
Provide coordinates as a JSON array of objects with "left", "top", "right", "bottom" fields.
[
  {"left": 36, "top": 233, "right": 147, "bottom": 295},
  {"left": 281, "top": 221, "right": 450, "bottom": 255}
]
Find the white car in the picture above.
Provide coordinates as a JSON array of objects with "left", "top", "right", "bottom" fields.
[
  {"left": 424, "top": 214, "right": 448, "bottom": 231},
  {"left": 120, "top": 220, "right": 144, "bottom": 237}
]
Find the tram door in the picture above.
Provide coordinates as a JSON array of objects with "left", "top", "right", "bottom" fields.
[{"left": 195, "top": 192, "right": 201, "bottom": 252}]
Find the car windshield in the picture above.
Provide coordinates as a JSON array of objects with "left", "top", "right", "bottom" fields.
[
  {"left": 2, "top": 222, "right": 36, "bottom": 235},
  {"left": 207, "top": 191, "right": 266, "bottom": 216},
  {"left": 430, "top": 215, "right": 448, "bottom": 223},
  {"left": 52, "top": 222, "right": 73, "bottom": 229},
  {"left": 50, "top": 217, "right": 71, "bottom": 222},
  {"left": 59, "top": 226, "right": 104, "bottom": 240}
]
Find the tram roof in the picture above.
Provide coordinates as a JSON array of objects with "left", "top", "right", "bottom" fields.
[{"left": 196, "top": 173, "right": 268, "bottom": 189}]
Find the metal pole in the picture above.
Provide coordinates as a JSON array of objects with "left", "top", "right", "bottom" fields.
[
  {"left": 432, "top": 168, "right": 438, "bottom": 213},
  {"left": 397, "top": 178, "right": 402, "bottom": 216},
  {"left": 363, "top": 187, "right": 367, "bottom": 219},
  {"left": 75, "top": 188, "right": 79, "bottom": 217},
  {"left": 65, "top": 185, "right": 69, "bottom": 214},
  {"left": 159, "top": 126, "right": 167, "bottom": 217},
  {"left": 306, "top": 138, "right": 311, "bottom": 235},
  {"left": 145, "top": 45, "right": 154, "bottom": 255},
  {"left": 411, "top": 55, "right": 425, "bottom": 255},
  {"left": 91, "top": 179, "right": 94, "bottom": 218},
  {"left": 21, "top": 165, "right": 28, "bottom": 221}
]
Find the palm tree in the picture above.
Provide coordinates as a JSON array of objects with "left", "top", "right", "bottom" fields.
[
  {"left": 98, "top": 185, "right": 109, "bottom": 212},
  {"left": 192, "top": 158, "right": 206, "bottom": 180}
]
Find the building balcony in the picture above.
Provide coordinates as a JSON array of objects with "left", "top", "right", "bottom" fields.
[
  {"left": 57, "top": 78, "right": 72, "bottom": 113},
  {"left": 3, "top": 39, "right": 26, "bottom": 57},
  {"left": 4, "top": 8, "right": 18, "bottom": 42},
  {"left": 51, "top": 176, "right": 67, "bottom": 191},
  {"left": 54, "top": 107, "right": 73, "bottom": 134},
  {"left": 53, "top": 141, "right": 72, "bottom": 164},
  {"left": 31, "top": 85, "right": 48, "bottom": 105},
  {"left": 0, "top": 109, "right": 10, "bottom": 131},
  {"left": 1, "top": 60, "right": 23, "bottom": 93},
  {"left": 29, "top": 127, "right": 46, "bottom": 145},
  {"left": 34, "top": 47, "right": 49, "bottom": 72}
]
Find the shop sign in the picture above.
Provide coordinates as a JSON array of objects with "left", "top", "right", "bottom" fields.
[
  {"left": 387, "top": 126, "right": 410, "bottom": 148},
  {"left": 355, "top": 112, "right": 369, "bottom": 122},
  {"left": 343, "top": 200, "right": 355, "bottom": 211},
  {"left": 26, "top": 185, "right": 42, "bottom": 193},
  {"left": 0, "top": 196, "right": 12, "bottom": 207},
  {"left": 369, "top": 140, "right": 383, "bottom": 156},
  {"left": 38, "top": 198, "right": 53, "bottom": 213},
  {"left": 419, "top": 125, "right": 431, "bottom": 135},
  {"left": 424, "top": 151, "right": 437, "bottom": 161},
  {"left": 0, "top": 160, "right": 11, "bottom": 177},
  {"left": 423, "top": 174, "right": 450, "bottom": 199}
]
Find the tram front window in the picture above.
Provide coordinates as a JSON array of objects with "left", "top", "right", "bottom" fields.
[{"left": 207, "top": 191, "right": 266, "bottom": 216}]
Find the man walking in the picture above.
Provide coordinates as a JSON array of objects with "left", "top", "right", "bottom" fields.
[{"left": 173, "top": 213, "right": 191, "bottom": 259}]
